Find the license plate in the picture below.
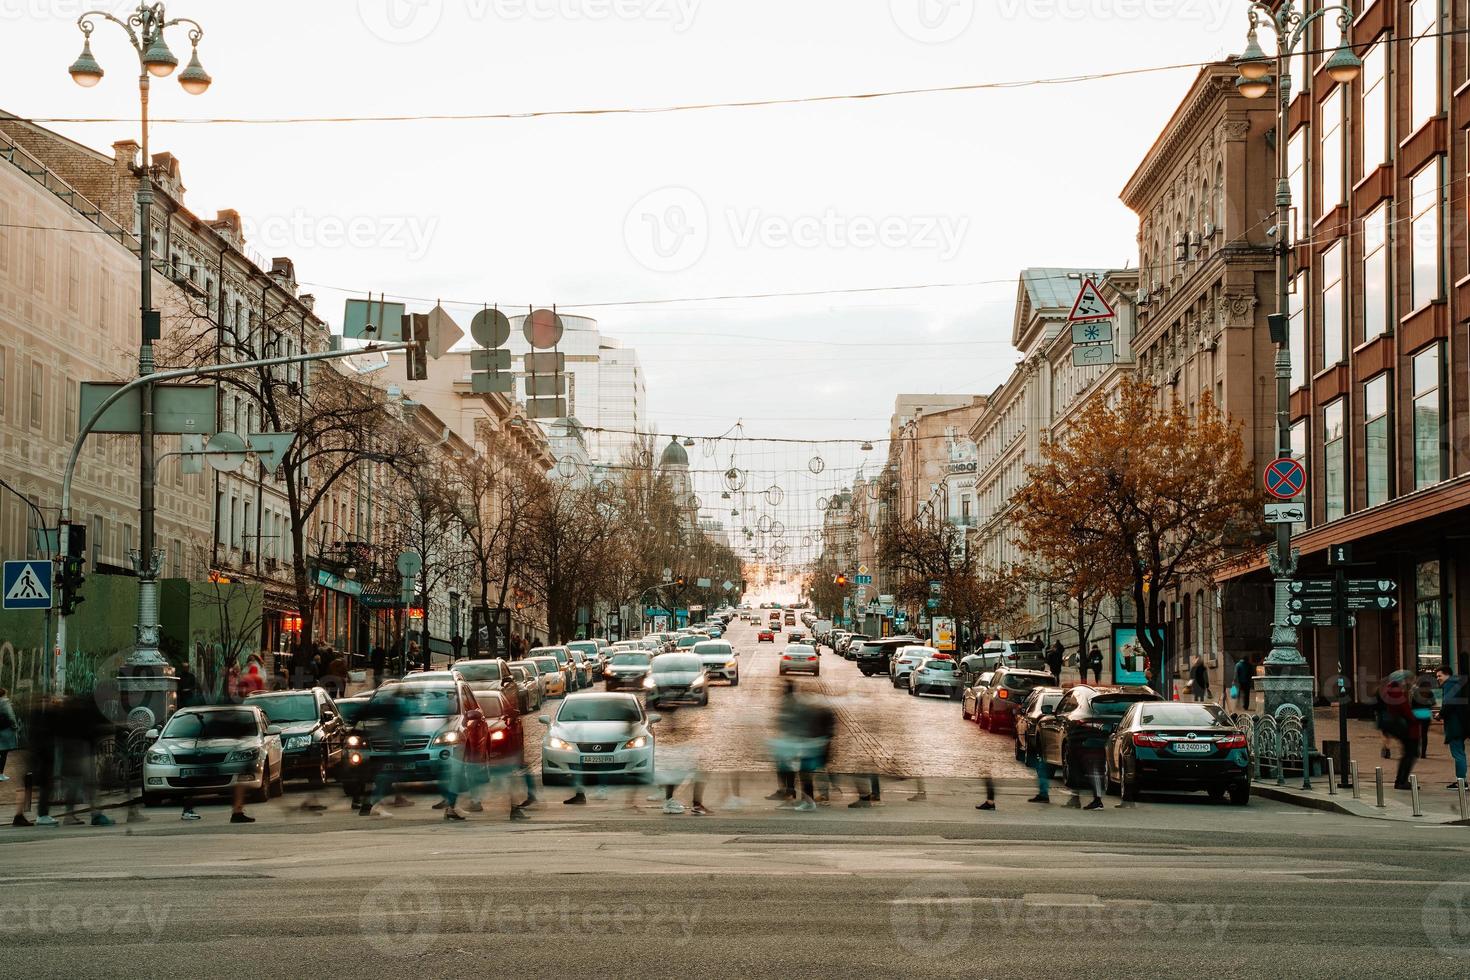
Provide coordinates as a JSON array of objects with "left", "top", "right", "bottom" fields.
[
  {"left": 1171, "top": 742, "right": 1213, "bottom": 753},
  {"left": 179, "top": 767, "right": 215, "bottom": 777},
  {"left": 581, "top": 755, "right": 615, "bottom": 764}
]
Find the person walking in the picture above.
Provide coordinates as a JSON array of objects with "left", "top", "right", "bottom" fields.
[
  {"left": 1046, "top": 640, "right": 1064, "bottom": 682},
  {"left": 1378, "top": 673, "right": 1422, "bottom": 790},
  {"left": 1436, "top": 665, "right": 1468, "bottom": 789},
  {"left": 0, "top": 688, "right": 17, "bottom": 783},
  {"left": 1233, "top": 655, "right": 1254, "bottom": 712},
  {"left": 1189, "top": 655, "right": 1210, "bottom": 702},
  {"left": 1413, "top": 671, "right": 1437, "bottom": 759},
  {"left": 1086, "top": 644, "right": 1104, "bottom": 684}
]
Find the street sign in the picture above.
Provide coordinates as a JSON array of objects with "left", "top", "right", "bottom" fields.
[
  {"left": 1263, "top": 457, "right": 1306, "bottom": 500},
  {"left": 1264, "top": 502, "right": 1305, "bottom": 524},
  {"left": 425, "top": 305, "right": 464, "bottom": 359},
  {"left": 524, "top": 352, "right": 566, "bottom": 373},
  {"left": 3, "top": 560, "right": 53, "bottom": 610},
  {"left": 470, "top": 307, "right": 511, "bottom": 348},
  {"left": 472, "top": 373, "right": 515, "bottom": 394},
  {"left": 926, "top": 597, "right": 940, "bottom": 610},
  {"left": 80, "top": 383, "right": 217, "bottom": 435},
  {"left": 248, "top": 432, "right": 296, "bottom": 475},
  {"left": 1067, "top": 277, "right": 1115, "bottom": 323},
  {"left": 471, "top": 348, "right": 513, "bottom": 371},
  {"left": 204, "top": 431, "right": 248, "bottom": 473},
  {"left": 396, "top": 551, "right": 423, "bottom": 579},
  {"left": 526, "top": 374, "right": 567, "bottom": 397},
  {"left": 696, "top": 578, "right": 712, "bottom": 589},
  {"left": 526, "top": 397, "right": 567, "bottom": 420},
  {"left": 928, "top": 580, "right": 942, "bottom": 595},
  {"left": 722, "top": 580, "right": 734, "bottom": 593},
  {"left": 343, "top": 298, "right": 406, "bottom": 342},
  {"left": 857, "top": 564, "right": 869, "bottom": 575},
  {"left": 1071, "top": 320, "right": 1113, "bottom": 345},
  {"left": 1346, "top": 578, "right": 1397, "bottom": 594},
  {"left": 1328, "top": 543, "right": 1353, "bottom": 566},
  {"left": 855, "top": 574, "right": 873, "bottom": 585},
  {"left": 524, "top": 309, "right": 565, "bottom": 349},
  {"left": 1071, "top": 343, "right": 1114, "bottom": 367}
]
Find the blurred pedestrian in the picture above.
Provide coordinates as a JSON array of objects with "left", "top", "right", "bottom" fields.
[
  {"left": 176, "top": 664, "right": 200, "bottom": 708},
  {"left": 1437, "top": 665, "right": 1467, "bottom": 789},
  {"left": 1189, "top": 655, "right": 1210, "bottom": 702},
  {"left": 770, "top": 682, "right": 817, "bottom": 811},
  {"left": 0, "top": 688, "right": 17, "bottom": 783},
  {"left": 1413, "top": 671, "right": 1437, "bottom": 759},
  {"left": 238, "top": 658, "right": 266, "bottom": 698},
  {"left": 1026, "top": 736, "right": 1050, "bottom": 805},
  {"left": 1233, "top": 655, "right": 1254, "bottom": 712},
  {"left": 1377, "top": 672, "right": 1421, "bottom": 790},
  {"left": 356, "top": 687, "right": 416, "bottom": 817},
  {"left": 56, "top": 695, "right": 111, "bottom": 826},
  {"left": 370, "top": 645, "right": 386, "bottom": 688},
  {"left": 1046, "top": 640, "right": 1064, "bottom": 681},
  {"left": 1086, "top": 644, "right": 1104, "bottom": 684},
  {"left": 975, "top": 767, "right": 996, "bottom": 811}
]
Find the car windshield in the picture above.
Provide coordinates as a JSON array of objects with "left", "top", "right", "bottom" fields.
[
  {"left": 694, "top": 642, "right": 733, "bottom": 656},
  {"left": 1088, "top": 694, "right": 1159, "bottom": 717},
  {"left": 654, "top": 654, "right": 701, "bottom": 672},
  {"left": 162, "top": 710, "right": 258, "bottom": 739},
  {"left": 1009, "top": 641, "right": 1044, "bottom": 653},
  {"left": 610, "top": 653, "right": 652, "bottom": 667},
  {"left": 388, "top": 685, "right": 461, "bottom": 716},
  {"left": 920, "top": 660, "right": 955, "bottom": 672},
  {"left": 1137, "top": 703, "right": 1229, "bottom": 727},
  {"left": 784, "top": 645, "right": 815, "bottom": 654},
  {"left": 248, "top": 693, "right": 317, "bottom": 723},
  {"left": 676, "top": 636, "right": 700, "bottom": 648},
  {"left": 1003, "top": 673, "right": 1053, "bottom": 691},
  {"left": 452, "top": 662, "right": 503, "bottom": 683},
  {"left": 558, "top": 698, "right": 641, "bottom": 723},
  {"left": 532, "top": 659, "right": 559, "bottom": 675},
  {"left": 568, "top": 642, "right": 598, "bottom": 656}
]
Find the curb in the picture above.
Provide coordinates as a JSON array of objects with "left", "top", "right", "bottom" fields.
[{"left": 1252, "top": 782, "right": 1470, "bottom": 824}]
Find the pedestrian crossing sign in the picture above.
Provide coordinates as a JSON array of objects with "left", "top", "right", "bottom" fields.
[{"left": 3, "top": 559, "right": 53, "bottom": 610}]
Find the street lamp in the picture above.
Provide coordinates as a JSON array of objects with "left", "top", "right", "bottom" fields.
[
  {"left": 67, "top": 4, "right": 209, "bottom": 690},
  {"left": 1234, "top": 1, "right": 1357, "bottom": 770}
]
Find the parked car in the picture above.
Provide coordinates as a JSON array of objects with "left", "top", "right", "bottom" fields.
[
  {"left": 531, "top": 646, "right": 579, "bottom": 691},
  {"left": 341, "top": 674, "right": 491, "bottom": 799},
  {"left": 539, "top": 692, "right": 657, "bottom": 786},
  {"left": 1013, "top": 687, "right": 1065, "bottom": 762},
  {"left": 758, "top": 628, "right": 775, "bottom": 643},
  {"left": 1036, "top": 685, "right": 1164, "bottom": 788},
  {"left": 971, "top": 666, "right": 1058, "bottom": 732},
  {"left": 142, "top": 705, "right": 283, "bottom": 807},
  {"left": 908, "top": 657, "right": 963, "bottom": 699},
  {"left": 890, "top": 647, "right": 937, "bottom": 688},
  {"left": 530, "top": 655, "right": 568, "bottom": 697},
  {"left": 506, "top": 662, "right": 545, "bottom": 713},
  {"left": 693, "top": 639, "right": 740, "bottom": 685},
  {"left": 1106, "top": 700, "right": 1250, "bottom": 804},
  {"left": 838, "top": 634, "right": 870, "bottom": 660},
  {"left": 778, "top": 644, "right": 820, "bottom": 677},
  {"left": 645, "top": 652, "right": 710, "bottom": 707},
  {"left": 244, "top": 688, "right": 345, "bottom": 786},
  {"left": 979, "top": 639, "right": 1048, "bottom": 670},
  {"left": 604, "top": 651, "right": 655, "bottom": 691},
  {"left": 854, "top": 636, "right": 922, "bottom": 676},
  {"left": 960, "top": 672, "right": 994, "bottom": 722}
]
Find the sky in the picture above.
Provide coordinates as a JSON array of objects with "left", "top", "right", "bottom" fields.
[{"left": 3, "top": 0, "right": 1251, "bottom": 568}]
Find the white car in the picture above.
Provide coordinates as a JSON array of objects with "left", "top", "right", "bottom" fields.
[
  {"left": 890, "top": 647, "right": 937, "bottom": 688},
  {"left": 778, "top": 644, "right": 820, "bottom": 676},
  {"left": 539, "top": 693, "right": 657, "bottom": 786},
  {"left": 692, "top": 639, "right": 740, "bottom": 685},
  {"left": 142, "top": 705, "right": 284, "bottom": 807},
  {"left": 909, "top": 657, "right": 963, "bottom": 699}
]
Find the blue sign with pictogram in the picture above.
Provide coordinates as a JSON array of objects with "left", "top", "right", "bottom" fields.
[
  {"left": 1263, "top": 457, "right": 1306, "bottom": 500},
  {"left": 3, "top": 560, "right": 53, "bottom": 610}
]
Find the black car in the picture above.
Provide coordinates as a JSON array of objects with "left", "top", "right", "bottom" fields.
[
  {"left": 1106, "top": 701, "right": 1251, "bottom": 805},
  {"left": 1013, "top": 687, "right": 1064, "bottom": 762},
  {"left": 1035, "top": 685, "right": 1163, "bottom": 788},
  {"left": 854, "top": 636, "right": 923, "bottom": 676},
  {"left": 244, "top": 688, "right": 345, "bottom": 786},
  {"left": 604, "top": 651, "right": 655, "bottom": 691}
]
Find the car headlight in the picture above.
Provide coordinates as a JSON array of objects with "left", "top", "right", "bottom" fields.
[
  {"left": 225, "top": 748, "right": 259, "bottom": 763},
  {"left": 624, "top": 735, "right": 648, "bottom": 750},
  {"left": 284, "top": 734, "right": 312, "bottom": 750},
  {"left": 547, "top": 735, "right": 574, "bottom": 751},
  {"left": 145, "top": 750, "right": 173, "bottom": 765},
  {"left": 691, "top": 676, "right": 706, "bottom": 687},
  {"left": 431, "top": 730, "right": 461, "bottom": 745},
  {"left": 726, "top": 661, "right": 738, "bottom": 669},
  {"left": 642, "top": 676, "right": 656, "bottom": 689},
  {"left": 346, "top": 734, "right": 363, "bottom": 748}
]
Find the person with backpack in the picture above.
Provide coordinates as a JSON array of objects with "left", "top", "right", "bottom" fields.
[
  {"left": 1437, "top": 665, "right": 1468, "bottom": 789},
  {"left": 1377, "top": 673, "right": 1423, "bottom": 790}
]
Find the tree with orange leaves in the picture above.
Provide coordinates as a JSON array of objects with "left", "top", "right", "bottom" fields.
[{"left": 1012, "top": 378, "right": 1257, "bottom": 691}]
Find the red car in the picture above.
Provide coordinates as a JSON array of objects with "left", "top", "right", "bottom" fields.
[{"left": 758, "top": 629, "right": 775, "bottom": 643}]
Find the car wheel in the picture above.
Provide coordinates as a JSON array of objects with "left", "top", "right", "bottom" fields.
[
  {"left": 731, "top": 673, "right": 740, "bottom": 687},
  {"left": 699, "top": 693, "right": 709, "bottom": 706},
  {"left": 142, "top": 791, "right": 166, "bottom": 808},
  {"left": 310, "top": 755, "right": 329, "bottom": 788},
  {"left": 979, "top": 709, "right": 991, "bottom": 732},
  {"left": 813, "top": 668, "right": 820, "bottom": 677},
  {"left": 271, "top": 769, "right": 285, "bottom": 798},
  {"left": 249, "top": 765, "right": 271, "bottom": 804},
  {"left": 778, "top": 668, "right": 786, "bottom": 676},
  {"left": 1121, "top": 764, "right": 1140, "bottom": 802},
  {"left": 1061, "top": 749, "right": 1082, "bottom": 790},
  {"left": 1228, "top": 781, "right": 1251, "bottom": 806},
  {"left": 1014, "top": 739, "right": 1025, "bottom": 763}
]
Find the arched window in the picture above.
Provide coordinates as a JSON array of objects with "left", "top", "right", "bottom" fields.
[
  {"left": 1214, "top": 162, "right": 1225, "bottom": 228},
  {"left": 1181, "top": 593, "right": 1193, "bottom": 655}
]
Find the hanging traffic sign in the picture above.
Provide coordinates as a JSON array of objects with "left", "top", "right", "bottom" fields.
[
  {"left": 1263, "top": 457, "right": 1306, "bottom": 500},
  {"left": 470, "top": 307, "right": 511, "bottom": 348},
  {"left": 3, "top": 560, "right": 53, "bottom": 610},
  {"left": 248, "top": 432, "right": 296, "bottom": 475},
  {"left": 1264, "top": 502, "right": 1305, "bottom": 524},
  {"left": 1071, "top": 343, "right": 1114, "bottom": 367},
  {"left": 1067, "top": 277, "right": 1116, "bottom": 323},
  {"left": 1071, "top": 320, "right": 1113, "bottom": 345}
]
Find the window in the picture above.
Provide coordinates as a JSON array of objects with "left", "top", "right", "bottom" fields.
[
  {"left": 29, "top": 361, "right": 42, "bottom": 430},
  {"left": 1290, "top": 420, "right": 1309, "bottom": 531},
  {"left": 123, "top": 524, "right": 132, "bottom": 564},
  {"left": 1416, "top": 560, "right": 1443, "bottom": 673},
  {"left": 1413, "top": 343, "right": 1446, "bottom": 488},
  {"left": 1411, "top": 159, "right": 1443, "bottom": 310},
  {"left": 1319, "top": 88, "right": 1344, "bottom": 215},
  {"left": 1289, "top": 273, "right": 1307, "bottom": 390},
  {"left": 1360, "top": 40, "right": 1388, "bottom": 176},
  {"left": 1362, "top": 204, "right": 1389, "bottom": 340},
  {"left": 65, "top": 378, "right": 77, "bottom": 439},
  {"left": 1364, "top": 374, "right": 1391, "bottom": 508},
  {"left": 1323, "top": 399, "right": 1347, "bottom": 522},
  {"left": 171, "top": 539, "right": 182, "bottom": 578},
  {"left": 0, "top": 346, "right": 6, "bottom": 419},
  {"left": 1287, "top": 129, "right": 1307, "bottom": 242},
  {"left": 90, "top": 515, "right": 102, "bottom": 567},
  {"left": 1321, "top": 241, "right": 1345, "bottom": 367},
  {"left": 1411, "top": 0, "right": 1440, "bottom": 133}
]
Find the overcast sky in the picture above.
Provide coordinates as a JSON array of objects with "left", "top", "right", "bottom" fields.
[{"left": 6, "top": 0, "right": 1248, "bottom": 565}]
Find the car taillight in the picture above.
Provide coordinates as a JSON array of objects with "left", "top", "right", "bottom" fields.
[
  {"left": 1132, "top": 733, "right": 1168, "bottom": 748},
  {"left": 489, "top": 730, "right": 505, "bottom": 742},
  {"left": 1217, "top": 733, "right": 1247, "bottom": 749},
  {"left": 1078, "top": 721, "right": 1107, "bottom": 732},
  {"left": 996, "top": 689, "right": 1009, "bottom": 700}
]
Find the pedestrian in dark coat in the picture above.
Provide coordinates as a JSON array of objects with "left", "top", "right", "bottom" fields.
[
  {"left": 1378, "top": 675, "right": 1422, "bottom": 790},
  {"left": 1413, "top": 672, "right": 1437, "bottom": 759},
  {"left": 1233, "top": 656, "right": 1254, "bottom": 711},
  {"left": 1086, "top": 645, "right": 1104, "bottom": 684},
  {"left": 1046, "top": 641, "right": 1064, "bottom": 681},
  {"left": 1436, "top": 666, "right": 1468, "bottom": 787},
  {"left": 1189, "top": 656, "right": 1210, "bottom": 702}
]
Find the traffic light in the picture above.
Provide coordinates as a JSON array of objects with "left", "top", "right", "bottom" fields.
[
  {"left": 406, "top": 313, "right": 429, "bottom": 381},
  {"left": 675, "top": 575, "right": 687, "bottom": 588},
  {"left": 59, "top": 523, "right": 86, "bottom": 615},
  {"left": 835, "top": 573, "right": 848, "bottom": 587}
]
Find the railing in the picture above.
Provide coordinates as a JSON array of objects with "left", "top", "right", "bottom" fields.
[{"left": 0, "top": 129, "right": 137, "bottom": 253}]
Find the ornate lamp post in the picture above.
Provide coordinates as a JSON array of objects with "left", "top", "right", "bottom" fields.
[
  {"left": 67, "top": 5, "right": 210, "bottom": 711},
  {"left": 1235, "top": 3, "right": 1358, "bottom": 762}
]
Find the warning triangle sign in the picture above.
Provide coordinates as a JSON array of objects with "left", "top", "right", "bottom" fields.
[
  {"left": 1067, "top": 277, "right": 1116, "bottom": 323},
  {"left": 6, "top": 564, "right": 47, "bottom": 601}
]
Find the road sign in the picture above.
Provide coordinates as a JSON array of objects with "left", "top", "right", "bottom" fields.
[
  {"left": 80, "top": 382, "right": 217, "bottom": 435},
  {"left": 425, "top": 305, "right": 464, "bottom": 358},
  {"left": 470, "top": 307, "right": 511, "bottom": 348},
  {"left": 722, "top": 580, "right": 734, "bottom": 593},
  {"left": 471, "top": 348, "right": 512, "bottom": 371},
  {"left": 472, "top": 372, "right": 515, "bottom": 394},
  {"left": 396, "top": 551, "right": 423, "bottom": 579},
  {"left": 696, "top": 578, "right": 712, "bottom": 589},
  {"left": 343, "top": 298, "right": 406, "bottom": 341},
  {"left": 1264, "top": 502, "right": 1305, "bottom": 524},
  {"left": 204, "top": 431, "right": 248, "bottom": 473},
  {"left": 1346, "top": 578, "right": 1397, "bottom": 595},
  {"left": 526, "top": 374, "right": 567, "bottom": 397},
  {"left": 1328, "top": 543, "right": 1353, "bottom": 566},
  {"left": 248, "top": 432, "right": 295, "bottom": 475},
  {"left": 3, "top": 560, "right": 53, "bottom": 610},
  {"left": 1289, "top": 612, "right": 1351, "bottom": 629},
  {"left": 853, "top": 574, "right": 872, "bottom": 585},
  {"left": 524, "top": 352, "right": 566, "bottom": 373},
  {"left": 524, "top": 309, "right": 565, "bottom": 350},
  {"left": 526, "top": 397, "right": 567, "bottom": 420},
  {"left": 1071, "top": 320, "right": 1113, "bottom": 344},
  {"left": 1067, "top": 277, "right": 1116, "bottom": 323},
  {"left": 926, "top": 597, "right": 940, "bottom": 610},
  {"left": 1071, "top": 343, "right": 1114, "bottom": 367},
  {"left": 1263, "top": 457, "right": 1306, "bottom": 500},
  {"left": 857, "top": 564, "right": 869, "bottom": 575}
]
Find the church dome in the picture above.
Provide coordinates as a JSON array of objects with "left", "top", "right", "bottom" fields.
[{"left": 659, "top": 438, "right": 689, "bottom": 468}]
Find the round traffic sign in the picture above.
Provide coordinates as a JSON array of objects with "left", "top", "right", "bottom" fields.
[
  {"left": 471, "top": 307, "right": 511, "bottom": 348},
  {"left": 1263, "top": 457, "right": 1306, "bottom": 500},
  {"left": 523, "top": 308, "right": 564, "bottom": 350}
]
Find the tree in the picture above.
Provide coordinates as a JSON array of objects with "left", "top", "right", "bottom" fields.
[
  {"left": 519, "top": 479, "right": 623, "bottom": 644},
  {"left": 1012, "top": 378, "right": 1256, "bottom": 691},
  {"left": 447, "top": 452, "right": 538, "bottom": 658},
  {"left": 380, "top": 453, "right": 461, "bottom": 670}
]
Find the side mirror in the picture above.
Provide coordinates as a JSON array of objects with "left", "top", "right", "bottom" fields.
[
  {"left": 266, "top": 725, "right": 282, "bottom": 736},
  {"left": 537, "top": 715, "right": 551, "bottom": 725},
  {"left": 648, "top": 713, "right": 663, "bottom": 724},
  {"left": 1041, "top": 705, "right": 1056, "bottom": 716},
  {"left": 465, "top": 708, "right": 485, "bottom": 723},
  {"left": 145, "top": 728, "right": 160, "bottom": 740},
  {"left": 322, "top": 710, "right": 336, "bottom": 722}
]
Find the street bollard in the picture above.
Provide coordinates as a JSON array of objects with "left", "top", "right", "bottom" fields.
[
  {"left": 1325, "top": 757, "right": 1336, "bottom": 796},
  {"left": 1275, "top": 753, "right": 1285, "bottom": 786},
  {"left": 1301, "top": 746, "right": 1312, "bottom": 791},
  {"left": 1350, "top": 761, "right": 1360, "bottom": 800},
  {"left": 1410, "top": 774, "right": 1423, "bottom": 817},
  {"left": 1374, "top": 766, "right": 1385, "bottom": 808},
  {"left": 1457, "top": 780, "right": 1467, "bottom": 822}
]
